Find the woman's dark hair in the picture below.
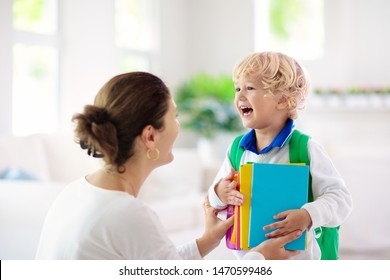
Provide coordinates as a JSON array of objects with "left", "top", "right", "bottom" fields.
[{"left": 72, "top": 72, "right": 171, "bottom": 173}]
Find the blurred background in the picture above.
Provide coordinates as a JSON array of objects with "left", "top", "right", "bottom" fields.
[{"left": 0, "top": 0, "right": 389, "bottom": 260}]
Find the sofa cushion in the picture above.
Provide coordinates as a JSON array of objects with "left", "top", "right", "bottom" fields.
[
  {"left": 0, "top": 181, "right": 66, "bottom": 259},
  {"left": 0, "top": 135, "right": 51, "bottom": 181},
  {"left": 0, "top": 167, "right": 38, "bottom": 180},
  {"left": 41, "top": 133, "right": 103, "bottom": 182},
  {"left": 147, "top": 193, "right": 205, "bottom": 233}
]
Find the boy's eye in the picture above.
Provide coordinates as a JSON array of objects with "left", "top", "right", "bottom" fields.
[
  {"left": 247, "top": 86, "right": 255, "bottom": 90},
  {"left": 235, "top": 87, "right": 241, "bottom": 93}
]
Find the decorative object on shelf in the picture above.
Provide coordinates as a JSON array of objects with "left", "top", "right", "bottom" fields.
[
  {"left": 175, "top": 72, "right": 243, "bottom": 139},
  {"left": 314, "top": 86, "right": 390, "bottom": 95},
  {"left": 311, "top": 86, "right": 390, "bottom": 108}
]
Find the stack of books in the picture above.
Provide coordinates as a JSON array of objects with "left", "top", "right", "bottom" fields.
[{"left": 226, "top": 163, "right": 309, "bottom": 251}]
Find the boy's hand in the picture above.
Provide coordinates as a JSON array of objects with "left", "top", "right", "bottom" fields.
[
  {"left": 215, "top": 168, "right": 244, "bottom": 205},
  {"left": 263, "top": 208, "right": 312, "bottom": 238}
]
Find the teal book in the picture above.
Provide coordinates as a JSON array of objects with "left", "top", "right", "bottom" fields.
[{"left": 248, "top": 163, "right": 309, "bottom": 250}]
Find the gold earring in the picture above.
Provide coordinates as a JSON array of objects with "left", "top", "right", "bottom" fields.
[{"left": 146, "top": 148, "right": 160, "bottom": 161}]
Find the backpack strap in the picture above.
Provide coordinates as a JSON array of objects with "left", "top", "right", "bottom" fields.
[
  {"left": 289, "top": 130, "right": 313, "bottom": 202},
  {"left": 289, "top": 130, "right": 340, "bottom": 260},
  {"left": 229, "top": 134, "right": 245, "bottom": 171},
  {"left": 289, "top": 130, "right": 310, "bottom": 165}
]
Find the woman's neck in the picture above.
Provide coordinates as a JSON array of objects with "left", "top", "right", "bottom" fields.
[
  {"left": 87, "top": 164, "right": 147, "bottom": 197},
  {"left": 103, "top": 169, "right": 138, "bottom": 195}
]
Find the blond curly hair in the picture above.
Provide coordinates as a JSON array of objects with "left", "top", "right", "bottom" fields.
[{"left": 233, "top": 51, "right": 310, "bottom": 119}]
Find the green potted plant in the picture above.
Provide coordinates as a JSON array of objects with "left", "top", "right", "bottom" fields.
[{"left": 175, "top": 72, "right": 243, "bottom": 140}]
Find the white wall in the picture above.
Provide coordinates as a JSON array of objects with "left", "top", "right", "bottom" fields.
[
  {"left": 158, "top": 0, "right": 191, "bottom": 89},
  {"left": 303, "top": 0, "right": 390, "bottom": 88},
  {"left": 159, "top": 0, "right": 255, "bottom": 90},
  {"left": 60, "top": 0, "right": 117, "bottom": 131},
  {"left": 185, "top": 0, "right": 254, "bottom": 76}
]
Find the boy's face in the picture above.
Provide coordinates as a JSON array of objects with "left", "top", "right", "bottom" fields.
[{"left": 233, "top": 74, "right": 287, "bottom": 130}]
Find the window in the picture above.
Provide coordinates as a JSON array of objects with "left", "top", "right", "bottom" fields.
[
  {"left": 255, "top": 0, "right": 324, "bottom": 60},
  {"left": 12, "top": 0, "right": 60, "bottom": 136},
  {"left": 0, "top": 0, "right": 159, "bottom": 136},
  {"left": 115, "top": 0, "right": 159, "bottom": 72}
]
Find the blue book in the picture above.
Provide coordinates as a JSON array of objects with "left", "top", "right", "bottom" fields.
[{"left": 248, "top": 163, "right": 309, "bottom": 250}]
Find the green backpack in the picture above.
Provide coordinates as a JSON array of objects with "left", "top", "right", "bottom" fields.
[{"left": 229, "top": 129, "right": 340, "bottom": 260}]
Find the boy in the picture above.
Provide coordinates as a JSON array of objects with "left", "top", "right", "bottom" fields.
[{"left": 208, "top": 52, "right": 353, "bottom": 260}]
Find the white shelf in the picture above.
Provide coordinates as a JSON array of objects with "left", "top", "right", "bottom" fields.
[{"left": 306, "top": 94, "right": 390, "bottom": 111}]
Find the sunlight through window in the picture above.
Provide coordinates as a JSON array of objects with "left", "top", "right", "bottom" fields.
[
  {"left": 12, "top": 44, "right": 58, "bottom": 135},
  {"left": 115, "top": 0, "right": 158, "bottom": 72},
  {"left": 12, "top": 0, "right": 59, "bottom": 136},
  {"left": 255, "top": 0, "right": 324, "bottom": 60}
]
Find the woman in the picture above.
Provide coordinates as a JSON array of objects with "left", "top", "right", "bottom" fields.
[{"left": 35, "top": 72, "right": 301, "bottom": 260}]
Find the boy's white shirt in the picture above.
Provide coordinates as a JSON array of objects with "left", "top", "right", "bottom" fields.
[{"left": 208, "top": 137, "right": 353, "bottom": 260}]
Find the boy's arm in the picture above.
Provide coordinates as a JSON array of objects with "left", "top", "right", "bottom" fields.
[
  {"left": 208, "top": 179, "right": 227, "bottom": 209},
  {"left": 211, "top": 168, "right": 244, "bottom": 206},
  {"left": 302, "top": 139, "right": 353, "bottom": 229},
  {"left": 207, "top": 155, "right": 234, "bottom": 209}
]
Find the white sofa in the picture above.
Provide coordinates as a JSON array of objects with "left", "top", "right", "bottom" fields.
[{"left": 0, "top": 133, "right": 206, "bottom": 260}]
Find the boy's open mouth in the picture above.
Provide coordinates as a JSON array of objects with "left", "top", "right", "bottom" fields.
[{"left": 240, "top": 106, "right": 253, "bottom": 116}]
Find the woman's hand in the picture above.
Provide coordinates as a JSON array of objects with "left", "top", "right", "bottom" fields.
[
  {"left": 251, "top": 230, "right": 303, "bottom": 260},
  {"left": 196, "top": 196, "right": 234, "bottom": 257}
]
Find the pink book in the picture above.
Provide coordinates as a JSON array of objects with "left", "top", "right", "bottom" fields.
[{"left": 225, "top": 172, "right": 241, "bottom": 250}]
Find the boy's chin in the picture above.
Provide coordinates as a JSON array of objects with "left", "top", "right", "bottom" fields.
[{"left": 241, "top": 120, "right": 252, "bottom": 129}]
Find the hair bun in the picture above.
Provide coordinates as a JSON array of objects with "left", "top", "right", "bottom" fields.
[{"left": 88, "top": 106, "right": 111, "bottom": 125}]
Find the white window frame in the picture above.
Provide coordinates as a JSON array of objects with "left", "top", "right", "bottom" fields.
[
  {"left": 0, "top": 0, "right": 61, "bottom": 136},
  {"left": 0, "top": 0, "right": 14, "bottom": 135}
]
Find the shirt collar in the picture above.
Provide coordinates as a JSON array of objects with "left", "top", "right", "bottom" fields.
[{"left": 239, "top": 119, "right": 294, "bottom": 155}]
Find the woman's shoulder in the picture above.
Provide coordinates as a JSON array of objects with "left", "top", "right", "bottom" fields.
[
  {"left": 65, "top": 177, "right": 158, "bottom": 222},
  {"left": 104, "top": 195, "right": 159, "bottom": 223},
  {"left": 100, "top": 196, "right": 169, "bottom": 244}
]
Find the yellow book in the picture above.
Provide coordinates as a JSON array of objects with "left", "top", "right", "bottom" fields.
[{"left": 239, "top": 163, "right": 253, "bottom": 250}]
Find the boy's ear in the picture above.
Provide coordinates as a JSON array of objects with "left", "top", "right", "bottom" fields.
[{"left": 276, "top": 95, "right": 290, "bottom": 110}]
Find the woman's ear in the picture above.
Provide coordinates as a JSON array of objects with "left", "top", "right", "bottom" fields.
[{"left": 140, "top": 125, "right": 156, "bottom": 148}]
